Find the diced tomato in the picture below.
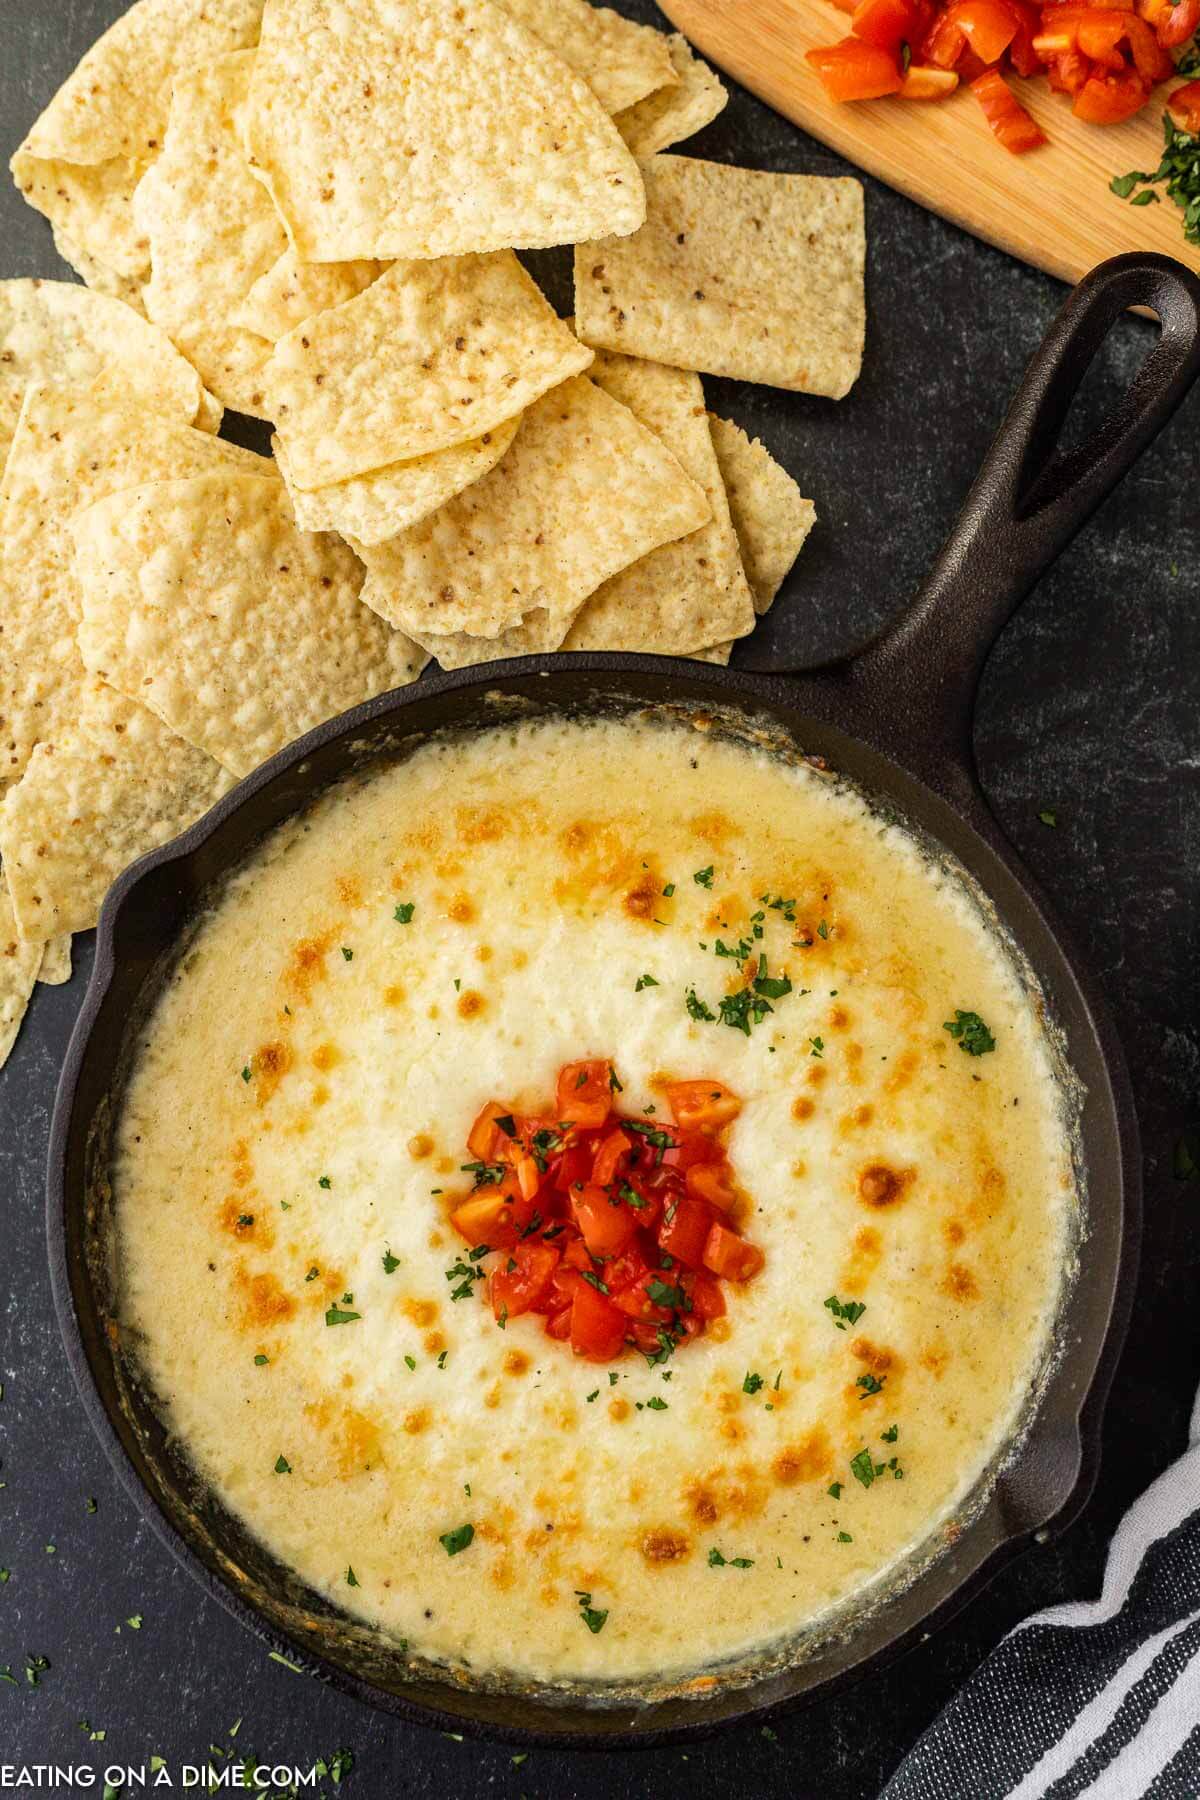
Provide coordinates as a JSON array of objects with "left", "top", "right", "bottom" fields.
[
  {"left": 665, "top": 1079, "right": 742, "bottom": 1133},
  {"left": 571, "top": 1182, "right": 639, "bottom": 1258},
  {"left": 923, "top": 10, "right": 968, "bottom": 61},
  {"left": 685, "top": 1161, "right": 738, "bottom": 1212},
  {"left": 1155, "top": 0, "right": 1200, "bottom": 45},
  {"left": 570, "top": 1281, "right": 628, "bottom": 1360},
  {"left": 703, "top": 1223, "right": 766, "bottom": 1283},
  {"left": 807, "top": 37, "right": 905, "bottom": 99},
  {"left": 657, "top": 1195, "right": 715, "bottom": 1269},
  {"left": 1072, "top": 63, "right": 1149, "bottom": 116},
  {"left": 450, "top": 1179, "right": 522, "bottom": 1246},
  {"left": 544, "top": 1306, "right": 572, "bottom": 1341},
  {"left": 900, "top": 61, "right": 962, "bottom": 93},
  {"left": 490, "top": 1241, "right": 560, "bottom": 1320},
  {"left": 556, "top": 1060, "right": 614, "bottom": 1127},
  {"left": 1006, "top": 0, "right": 1043, "bottom": 73},
  {"left": 1044, "top": 45, "right": 1092, "bottom": 89},
  {"left": 689, "top": 1272, "right": 727, "bottom": 1320},
  {"left": 1076, "top": 8, "right": 1129, "bottom": 62},
  {"left": 1124, "top": 11, "right": 1174, "bottom": 77},
  {"left": 554, "top": 1140, "right": 591, "bottom": 1193},
  {"left": 971, "top": 67, "right": 1048, "bottom": 146},
  {"left": 613, "top": 1269, "right": 681, "bottom": 1323},
  {"left": 1168, "top": 78, "right": 1200, "bottom": 131},
  {"left": 947, "top": 0, "right": 1018, "bottom": 60},
  {"left": 851, "top": 0, "right": 929, "bottom": 50},
  {"left": 466, "top": 1100, "right": 510, "bottom": 1162},
  {"left": 563, "top": 1234, "right": 595, "bottom": 1272},
  {"left": 604, "top": 1243, "right": 652, "bottom": 1295},
  {"left": 591, "top": 1127, "right": 632, "bottom": 1187}
]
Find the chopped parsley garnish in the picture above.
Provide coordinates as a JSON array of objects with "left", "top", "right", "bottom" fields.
[
  {"left": 462, "top": 1159, "right": 506, "bottom": 1188},
  {"left": 944, "top": 1009, "right": 996, "bottom": 1056},
  {"left": 404, "top": 1354, "right": 416, "bottom": 1371},
  {"left": 439, "top": 1523, "right": 475, "bottom": 1557},
  {"left": 761, "top": 893, "right": 797, "bottom": 921},
  {"left": 707, "top": 1548, "right": 754, "bottom": 1568},
  {"left": 586, "top": 1389, "right": 599, "bottom": 1403},
  {"left": 445, "top": 1255, "right": 485, "bottom": 1301},
  {"left": 693, "top": 865, "right": 714, "bottom": 888},
  {"left": 317, "top": 1174, "right": 331, "bottom": 1189},
  {"left": 817, "top": 919, "right": 829, "bottom": 939},
  {"left": 437, "top": 1350, "right": 448, "bottom": 1369},
  {"left": 576, "top": 1590, "right": 608, "bottom": 1633},
  {"left": 619, "top": 1182, "right": 646, "bottom": 1209},
  {"left": 837, "top": 1531, "right": 853, "bottom": 1543},
  {"left": 809, "top": 1036, "right": 824, "bottom": 1058},
  {"left": 824, "top": 1294, "right": 866, "bottom": 1330},
  {"left": 742, "top": 1371, "right": 764, "bottom": 1395},
  {"left": 856, "top": 1372, "right": 886, "bottom": 1398},
  {"left": 882, "top": 1423, "right": 899, "bottom": 1443},
  {"left": 325, "top": 1303, "right": 361, "bottom": 1326},
  {"left": 635, "top": 972, "right": 659, "bottom": 991},
  {"left": 645, "top": 1395, "right": 668, "bottom": 1411},
  {"left": 253, "top": 1354, "right": 269, "bottom": 1367},
  {"left": 240, "top": 1065, "right": 251, "bottom": 1083},
  {"left": 305, "top": 1266, "right": 319, "bottom": 1283},
  {"left": 827, "top": 1481, "right": 843, "bottom": 1499},
  {"left": 494, "top": 1113, "right": 517, "bottom": 1138},
  {"left": 662, "top": 882, "right": 676, "bottom": 897},
  {"left": 850, "top": 1448, "right": 877, "bottom": 1488},
  {"left": 646, "top": 1278, "right": 685, "bottom": 1309},
  {"left": 1112, "top": 115, "right": 1200, "bottom": 245},
  {"left": 393, "top": 902, "right": 415, "bottom": 924},
  {"left": 686, "top": 988, "right": 716, "bottom": 1022},
  {"left": 274, "top": 1454, "right": 292, "bottom": 1475},
  {"left": 715, "top": 936, "right": 751, "bottom": 960},
  {"left": 341, "top": 946, "right": 353, "bottom": 961},
  {"left": 382, "top": 1248, "right": 400, "bottom": 1273},
  {"left": 580, "top": 1270, "right": 610, "bottom": 1295},
  {"left": 237, "top": 1213, "right": 254, "bottom": 1228},
  {"left": 346, "top": 1567, "right": 359, "bottom": 1588}
]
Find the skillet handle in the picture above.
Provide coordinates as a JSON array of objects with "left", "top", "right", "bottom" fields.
[{"left": 842, "top": 252, "right": 1200, "bottom": 781}]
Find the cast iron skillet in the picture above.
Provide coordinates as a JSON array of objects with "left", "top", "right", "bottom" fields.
[{"left": 49, "top": 252, "right": 1200, "bottom": 1747}]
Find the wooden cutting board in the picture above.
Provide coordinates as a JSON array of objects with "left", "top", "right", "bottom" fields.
[{"left": 657, "top": 0, "right": 1200, "bottom": 284}]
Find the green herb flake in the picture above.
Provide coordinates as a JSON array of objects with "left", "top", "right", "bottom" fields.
[
  {"left": 882, "top": 1423, "right": 899, "bottom": 1443},
  {"left": 382, "top": 1247, "right": 400, "bottom": 1273},
  {"left": 439, "top": 1523, "right": 475, "bottom": 1557},
  {"left": 686, "top": 987, "right": 716, "bottom": 1022},
  {"left": 944, "top": 1009, "right": 996, "bottom": 1056},
  {"left": 850, "top": 1448, "right": 876, "bottom": 1489},
  {"left": 1038, "top": 808, "right": 1057, "bottom": 827},
  {"left": 393, "top": 902, "right": 415, "bottom": 924},
  {"left": 346, "top": 1567, "right": 359, "bottom": 1587},
  {"left": 693, "top": 865, "right": 714, "bottom": 888},
  {"left": 325, "top": 1303, "right": 361, "bottom": 1326},
  {"left": 645, "top": 1395, "right": 669, "bottom": 1411},
  {"left": 274, "top": 1454, "right": 292, "bottom": 1474},
  {"left": 576, "top": 1590, "right": 608, "bottom": 1633},
  {"left": 404, "top": 1354, "right": 416, "bottom": 1371},
  {"left": 253, "top": 1353, "right": 269, "bottom": 1367},
  {"left": 827, "top": 1481, "right": 843, "bottom": 1499},
  {"left": 341, "top": 946, "right": 353, "bottom": 961},
  {"left": 743, "top": 1371, "right": 764, "bottom": 1395},
  {"left": 635, "top": 972, "right": 660, "bottom": 991},
  {"left": 318, "top": 1174, "right": 331, "bottom": 1189},
  {"left": 662, "top": 882, "right": 676, "bottom": 897}
]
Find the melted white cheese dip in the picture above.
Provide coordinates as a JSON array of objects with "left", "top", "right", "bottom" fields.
[{"left": 114, "top": 714, "right": 1075, "bottom": 1687}]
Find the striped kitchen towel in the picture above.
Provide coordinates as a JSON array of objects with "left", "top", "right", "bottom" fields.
[{"left": 883, "top": 1386, "right": 1200, "bottom": 1798}]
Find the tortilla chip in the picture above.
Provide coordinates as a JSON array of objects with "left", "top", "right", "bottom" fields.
[
  {"left": 231, "top": 250, "right": 387, "bottom": 343},
  {"left": 38, "top": 933, "right": 73, "bottom": 985},
  {"left": 244, "top": 0, "right": 645, "bottom": 261},
  {"left": 72, "top": 472, "right": 426, "bottom": 778},
  {"left": 575, "top": 157, "right": 866, "bottom": 398},
  {"left": 135, "top": 52, "right": 285, "bottom": 417},
  {"left": 563, "top": 353, "right": 754, "bottom": 656},
  {"left": 265, "top": 251, "right": 590, "bottom": 489},
  {"left": 0, "top": 869, "right": 44, "bottom": 1069},
  {"left": 273, "top": 417, "right": 520, "bottom": 547},
  {"left": 357, "top": 374, "right": 710, "bottom": 641},
  {"left": 708, "top": 416, "right": 816, "bottom": 614},
  {"left": 498, "top": 0, "right": 675, "bottom": 114},
  {"left": 11, "top": 0, "right": 266, "bottom": 286},
  {"left": 615, "top": 35, "right": 728, "bottom": 157},
  {"left": 0, "top": 679, "right": 234, "bottom": 945},
  {"left": 0, "top": 384, "right": 269, "bottom": 789},
  {"left": 0, "top": 278, "right": 208, "bottom": 428},
  {"left": 690, "top": 643, "right": 731, "bottom": 664},
  {"left": 409, "top": 605, "right": 575, "bottom": 672},
  {"left": 50, "top": 227, "right": 148, "bottom": 315}
]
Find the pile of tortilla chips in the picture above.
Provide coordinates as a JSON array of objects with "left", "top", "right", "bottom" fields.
[{"left": 1, "top": 0, "right": 863, "bottom": 1067}]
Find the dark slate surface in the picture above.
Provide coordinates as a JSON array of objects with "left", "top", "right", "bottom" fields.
[{"left": 1, "top": 3, "right": 1198, "bottom": 1796}]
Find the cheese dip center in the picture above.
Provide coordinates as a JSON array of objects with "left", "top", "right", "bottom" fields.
[{"left": 114, "top": 714, "right": 1075, "bottom": 1687}]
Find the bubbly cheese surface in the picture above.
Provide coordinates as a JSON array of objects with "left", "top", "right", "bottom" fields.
[{"left": 114, "top": 713, "right": 1075, "bottom": 1688}]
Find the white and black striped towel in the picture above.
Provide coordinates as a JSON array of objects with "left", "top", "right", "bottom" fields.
[{"left": 883, "top": 1388, "right": 1200, "bottom": 1798}]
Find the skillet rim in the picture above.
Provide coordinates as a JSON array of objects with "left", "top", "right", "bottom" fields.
[{"left": 46, "top": 651, "right": 1141, "bottom": 1749}]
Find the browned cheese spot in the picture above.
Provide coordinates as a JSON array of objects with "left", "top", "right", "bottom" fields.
[
  {"left": 382, "top": 983, "right": 405, "bottom": 1007},
  {"left": 457, "top": 989, "right": 486, "bottom": 1019},
  {"left": 858, "top": 1162, "right": 915, "bottom": 1209},
  {"left": 285, "top": 932, "right": 334, "bottom": 1000},
  {"left": 941, "top": 1262, "right": 981, "bottom": 1302},
  {"left": 251, "top": 1039, "right": 293, "bottom": 1105},
  {"left": 447, "top": 893, "right": 476, "bottom": 924},
  {"left": 641, "top": 1528, "right": 691, "bottom": 1566},
  {"left": 236, "top": 1268, "right": 295, "bottom": 1330},
  {"left": 402, "top": 1297, "right": 439, "bottom": 1328},
  {"left": 334, "top": 875, "right": 362, "bottom": 907},
  {"left": 792, "top": 1095, "right": 815, "bottom": 1122},
  {"left": 407, "top": 1133, "right": 434, "bottom": 1159},
  {"left": 455, "top": 804, "right": 507, "bottom": 845},
  {"left": 772, "top": 1427, "right": 832, "bottom": 1486},
  {"left": 503, "top": 1349, "right": 530, "bottom": 1376}
]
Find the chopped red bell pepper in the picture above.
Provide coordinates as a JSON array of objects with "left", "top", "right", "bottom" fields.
[
  {"left": 1168, "top": 77, "right": 1200, "bottom": 131},
  {"left": 971, "top": 67, "right": 1049, "bottom": 147},
  {"left": 806, "top": 37, "right": 906, "bottom": 100}
]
